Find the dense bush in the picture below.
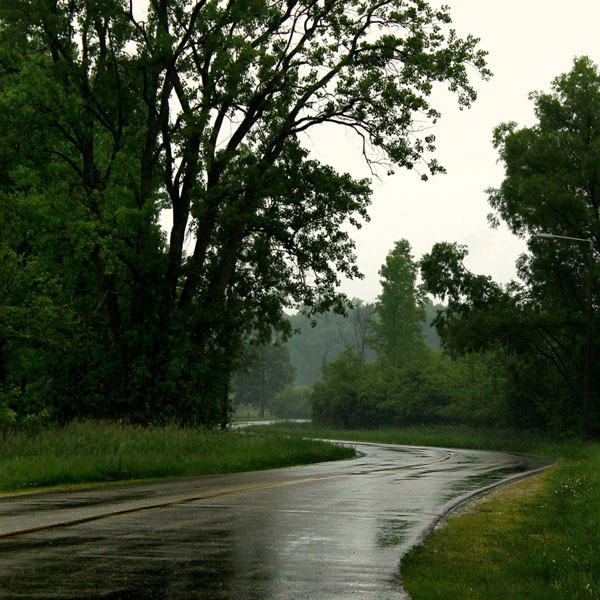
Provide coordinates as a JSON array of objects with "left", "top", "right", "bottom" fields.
[
  {"left": 270, "top": 385, "right": 312, "bottom": 419},
  {"left": 311, "top": 348, "right": 513, "bottom": 429}
]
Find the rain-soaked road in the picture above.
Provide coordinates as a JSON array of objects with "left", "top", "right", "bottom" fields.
[{"left": 0, "top": 441, "right": 551, "bottom": 599}]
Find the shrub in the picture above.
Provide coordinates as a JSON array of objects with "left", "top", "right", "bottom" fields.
[{"left": 270, "top": 384, "right": 311, "bottom": 419}]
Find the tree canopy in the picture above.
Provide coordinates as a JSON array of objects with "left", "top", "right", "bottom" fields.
[
  {"left": 0, "top": 0, "right": 489, "bottom": 425},
  {"left": 422, "top": 57, "right": 600, "bottom": 436}
]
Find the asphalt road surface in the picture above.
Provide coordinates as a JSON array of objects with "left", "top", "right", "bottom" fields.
[{"left": 0, "top": 441, "right": 550, "bottom": 599}]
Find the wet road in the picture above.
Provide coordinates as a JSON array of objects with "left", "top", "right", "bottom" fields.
[{"left": 0, "top": 442, "right": 550, "bottom": 599}]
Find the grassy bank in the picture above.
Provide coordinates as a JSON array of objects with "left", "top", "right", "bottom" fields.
[
  {"left": 402, "top": 442, "right": 600, "bottom": 600},
  {"left": 0, "top": 421, "right": 355, "bottom": 493},
  {"left": 261, "top": 423, "right": 600, "bottom": 600},
  {"left": 253, "top": 422, "right": 554, "bottom": 452}
]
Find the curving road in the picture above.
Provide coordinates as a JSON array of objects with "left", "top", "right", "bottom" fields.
[{"left": 0, "top": 442, "right": 550, "bottom": 599}]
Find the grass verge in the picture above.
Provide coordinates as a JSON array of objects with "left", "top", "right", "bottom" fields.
[
  {"left": 250, "top": 422, "right": 557, "bottom": 452},
  {"left": 260, "top": 423, "right": 600, "bottom": 600},
  {"left": 0, "top": 421, "right": 355, "bottom": 493},
  {"left": 402, "top": 443, "right": 600, "bottom": 600}
]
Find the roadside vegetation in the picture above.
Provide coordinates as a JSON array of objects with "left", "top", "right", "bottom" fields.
[
  {"left": 235, "top": 58, "right": 600, "bottom": 442},
  {"left": 402, "top": 447, "right": 600, "bottom": 600},
  {"left": 230, "top": 405, "right": 275, "bottom": 422},
  {"left": 256, "top": 422, "right": 553, "bottom": 453},
  {"left": 260, "top": 423, "right": 600, "bottom": 600},
  {"left": 0, "top": 421, "right": 354, "bottom": 493}
]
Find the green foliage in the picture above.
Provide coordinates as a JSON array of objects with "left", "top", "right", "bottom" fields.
[
  {"left": 0, "top": 0, "right": 489, "bottom": 425},
  {"left": 433, "top": 351, "right": 510, "bottom": 427},
  {"left": 310, "top": 239, "right": 511, "bottom": 430},
  {"left": 311, "top": 348, "right": 367, "bottom": 428},
  {"left": 489, "top": 56, "right": 600, "bottom": 245},
  {"left": 372, "top": 239, "right": 428, "bottom": 364},
  {"left": 270, "top": 384, "right": 311, "bottom": 419},
  {"left": 311, "top": 347, "right": 510, "bottom": 429},
  {"left": 422, "top": 57, "right": 600, "bottom": 436},
  {"left": 231, "top": 342, "right": 294, "bottom": 416},
  {"left": 0, "top": 397, "right": 16, "bottom": 442}
]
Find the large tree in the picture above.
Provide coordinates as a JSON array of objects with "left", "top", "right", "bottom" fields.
[
  {"left": 0, "top": 0, "right": 489, "bottom": 424},
  {"left": 422, "top": 57, "right": 600, "bottom": 436}
]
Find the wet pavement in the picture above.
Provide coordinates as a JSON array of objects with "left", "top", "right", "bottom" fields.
[{"left": 0, "top": 442, "right": 551, "bottom": 599}]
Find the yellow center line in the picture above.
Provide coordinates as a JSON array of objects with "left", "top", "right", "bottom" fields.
[{"left": 0, "top": 450, "right": 454, "bottom": 539}]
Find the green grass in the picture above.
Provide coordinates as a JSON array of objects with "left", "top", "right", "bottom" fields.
[
  {"left": 4, "top": 421, "right": 597, "bottom": 598},
  {"left": 231, "top": 405, "right": 275, "bottom": 422},
  {"left": 251, "top": 422, "right": 556, "bottom": 452},
  {"left": 0, "top": 421, "right": 355, "bottom": 493},
  {"left": 402, "top": 444, "right": 600, "bottom": 600},
  {"left": 260, "top": 423, "right": 600, "bottom": 600}
]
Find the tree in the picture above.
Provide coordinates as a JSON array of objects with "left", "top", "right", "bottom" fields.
[
  {"left": 270, "top": 384, "right": 311, "bottom": 419},
  {"left": 422, "top": 57, "right": 600, "bottom": 435},
  {"left": 420, "top": 240, "right": 586, "bottom": 431},
  {"left": 336, "top": 299, "right": 376, "bottom": 363},
  {"left": 311, "top": 347, "right": 370, "bottom": 427},
  {"left": 232, "top": 343, "right": 294, "bottom": 417},
  {"left": 0, "top": 1, "right": 489, "bottom": 424},
  {"left": 489, "top": 57, "right": 600, "bottom": 436},
  {"left": 372, "top": 239, "right": 428, "bottom": 365}
]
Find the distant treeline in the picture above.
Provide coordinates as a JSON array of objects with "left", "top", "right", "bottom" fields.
[
  {"left": 232, "top": 298, "right": 441, "bottom": 419},
  {"left": 287, "top": 299, "right": 441, "bottom": 388},
  {"left": 231, "top": 240, "right": 512, "bottom": 429},
  {"left": 263, "top": 58, "right": 600, "bottom": 439}
]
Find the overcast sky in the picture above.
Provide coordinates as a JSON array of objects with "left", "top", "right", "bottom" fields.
[{"left": 308, "top": 0, "right": 600, "bottom": 302}]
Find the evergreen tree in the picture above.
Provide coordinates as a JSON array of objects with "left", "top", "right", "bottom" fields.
[{"left": 372, "top": 240, "right": 428, "bottom": 365}]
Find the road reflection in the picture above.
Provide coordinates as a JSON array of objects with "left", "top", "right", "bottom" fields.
[{"left": 0, "top": 442, "right": 550, "bottom": 599}]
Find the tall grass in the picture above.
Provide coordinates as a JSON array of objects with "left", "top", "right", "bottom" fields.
[
  {"left": 255, "top": 422, "right": 576, "bottom": 454},
  {"left": 0, "top": 421, "right": 354, "bottom": 492}
]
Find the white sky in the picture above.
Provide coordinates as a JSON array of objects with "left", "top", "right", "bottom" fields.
[{"left": 311, "top": 0, "right": 600, "bottom": 302}]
